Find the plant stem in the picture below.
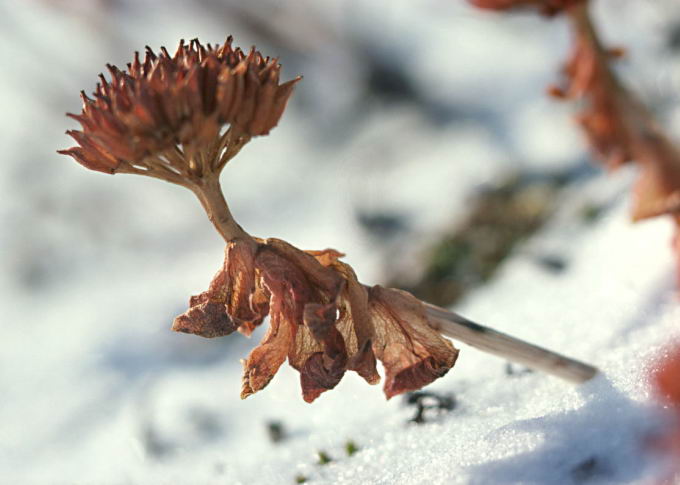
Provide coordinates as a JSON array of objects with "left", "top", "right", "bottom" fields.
[
  {"left": 191, "top": 176, "right": 251, "bottom": 242},
  {"left": 423, "top": 303, "right": 598, "bottom": 383},
  {"left": 189, "top": 172, "right": 598, "bottom": 384}
]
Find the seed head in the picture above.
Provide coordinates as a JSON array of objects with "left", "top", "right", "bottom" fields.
[{"left": 59, "top": 38, "right": 300, "bottom": 180}]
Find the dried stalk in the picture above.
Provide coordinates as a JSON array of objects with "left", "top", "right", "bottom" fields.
[{"left": 424, "top": 303, "right": 598, "bottom": 383}]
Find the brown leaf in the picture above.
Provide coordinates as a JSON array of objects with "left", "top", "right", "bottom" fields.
[
  {"left": 172, "top": 296, "right": 238, "bottom": 338},
  {"left": 241, "top": 304, "right": 295, "bottom": 399},
  {"left": 59, "top": 37, "right": 300, "bottom": 177},
  {"left": 299, "top": 303, "right": 348, "bottom": 402},
  {"left": 223, "top": 239, "right": 269, "bottom": 332},
  {"left": 331, "top": 261, "right": 380, "bottom": 385},
  {"left": 241, "top": 240, "right": 347, "bottom": 400},
  {"left": 172, "top": 239, "right": 268, "bottom": 340},
  {"left": 368, "top": 286, "right": 459, "bottom": 399},
  {"left": 176, "top": 238, "right": 459, "bottom": 402}
]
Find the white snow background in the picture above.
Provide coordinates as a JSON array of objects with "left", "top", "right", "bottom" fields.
[{"left": 2, "top": 0, "right": 680, "bottom": 483}]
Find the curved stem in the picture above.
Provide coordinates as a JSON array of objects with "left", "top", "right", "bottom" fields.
[{"left": 190, "top": 175, "right": 251, "bottom": 242}]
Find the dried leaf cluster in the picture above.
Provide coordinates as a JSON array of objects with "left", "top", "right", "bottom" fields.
[
  {"left": 59, "top": 37, "right": 299, "bottom": 182},
  {"left": 173, "top": 237, "right": 458, "bottom": 402},
  {"left": 472, "top": 0, "right": 680, "bottom": 283}
]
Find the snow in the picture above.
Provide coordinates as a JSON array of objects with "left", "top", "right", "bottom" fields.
[{"left": 3, "top": 0, "right": 680, "bottom": 483}]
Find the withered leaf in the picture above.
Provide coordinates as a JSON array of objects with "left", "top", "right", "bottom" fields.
[
  {"left": 174, "top": 238, "right": 459, "bottom": 402},
  {"left": 631, "top": 138, "right": 680, "bottom": 222},
  {"left": 172, "top": 296, "right": 238, "bottom": 338},
  {"left": 368, "top": 286, "right": 459, "bottom": 399}
]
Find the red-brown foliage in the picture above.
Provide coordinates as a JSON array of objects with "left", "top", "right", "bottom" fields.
[{"left": 173, "top": 238, "right": 459, "bottom": 402}]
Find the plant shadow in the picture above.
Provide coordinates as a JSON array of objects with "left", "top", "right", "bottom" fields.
[{"left": 467, "top": 377, "right": 662, "bottom": 484}]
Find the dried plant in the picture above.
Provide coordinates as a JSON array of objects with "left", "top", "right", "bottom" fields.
[
  {"left": 651, "top": 346, "right": 680, "bottom": 481},
  {"left": 60, "top": 37, "right": 596, "bottom": 403},
  {"left": 471, "top": 0, "right": 680, "bottom": 284},
  {"left": 59, "top": 38, "right": 460, "bottom": 402}
]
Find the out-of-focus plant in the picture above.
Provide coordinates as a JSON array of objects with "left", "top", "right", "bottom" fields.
[
  {"left": 651, "top": 346, "right": 680, "bottom": 482},
  {"left": 471, "top": 0, "right": 680, "bottom": 284},
  {"left": 60, "top": 37, "right": 596, "bottom": 403}
]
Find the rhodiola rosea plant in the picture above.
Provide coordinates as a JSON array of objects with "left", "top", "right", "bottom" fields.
[
  {"left": 471, "top": 0, "right": 680, "bottom": 285},
  {"left": 59, "top": 37, "right": 596, "bottom": 403}
]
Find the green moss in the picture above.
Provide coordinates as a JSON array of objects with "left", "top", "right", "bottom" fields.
[
  {"left": 317, "top": 451, "right": 332, "bottom": 465},
  {"left": 345, "top": 440, "right": 359, "bottom": 456}
]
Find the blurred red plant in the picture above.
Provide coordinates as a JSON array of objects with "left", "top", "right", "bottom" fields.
[
  {"left": 652, "top": 346, "right": 680, "bottom": 482},
  {"left": 470, "top": 0, "right": 680, "bottom": 287}
]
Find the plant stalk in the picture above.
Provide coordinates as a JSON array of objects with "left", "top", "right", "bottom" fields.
[
  {"left": 191, "top": 176, "right": 251, "bottom": 242},
  {"left": 193, "top": 176, "right": 599, "bottom": 384},
  {"left": 424, "top": 302, "right": 598, "bottom": 383}
]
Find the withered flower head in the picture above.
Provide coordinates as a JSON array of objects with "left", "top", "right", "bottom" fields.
[
  {"left": 547, "top": 18, "right": 637, "bottom": 172},
  {"left": 59, "top": 37, "right": 299, "bottom": 180},
  {"left": 651, "top": 346, "right": 680, "bottom": 477},
  {"left": 173, "top": 238, "right": 459, "bottom": 402}
]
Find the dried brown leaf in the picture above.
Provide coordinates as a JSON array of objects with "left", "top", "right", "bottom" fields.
[
  {"left": 368, "top": 286, "right": 459, "bottom": 399},
  {"left": 174, "top": 238, "right": 459, "bottom": 402}
]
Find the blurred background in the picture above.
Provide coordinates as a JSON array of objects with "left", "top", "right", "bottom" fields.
[{"left": 3, "top": 0, "right": 680, "bottom": 483}]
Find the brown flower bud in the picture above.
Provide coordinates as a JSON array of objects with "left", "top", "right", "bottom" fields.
[{"left": 631, "top": 139, "right": 680, "bottom": 222}]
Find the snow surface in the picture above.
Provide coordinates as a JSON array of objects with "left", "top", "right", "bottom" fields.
[{"left": 2, "top": 0, "right": 680, "bottom": 483}]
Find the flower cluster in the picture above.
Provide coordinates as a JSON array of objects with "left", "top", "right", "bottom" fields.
[
  {"left": 59, "top": 38, "right": 299, "bottom": 183},
  {"left": 651, "top": 347, "right": 680, "bottom": 480},
  {"left": 173, "top": 238, "right": 459, "bottom": 402},
  {"left": 60, "top": 38, "right": 460, "bottom": 403}
]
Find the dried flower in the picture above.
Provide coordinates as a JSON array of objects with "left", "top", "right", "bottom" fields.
[
  {"left": 59, "top": 37, "right": 459, "bottom": 403},
  {"left": 173, "top": 238, "right": 459, "bottom": 402},
  {"left": 59, "top": 38, "right": 299, "bottom": 181},
  {"left": 60, "top": 36, "right": 596, "bottom": 404},
  {"left": 547, "top": 6, "right": 644, "bottom": 172}
]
